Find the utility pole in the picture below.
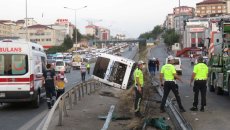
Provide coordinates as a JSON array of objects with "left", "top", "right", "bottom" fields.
[{"left": 26, "top": 0, "right": 28, "bottom": 42}]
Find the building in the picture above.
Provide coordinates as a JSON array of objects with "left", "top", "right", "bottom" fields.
[
  {"left": 16, "top": 18, "right": 37, "bottom": 28},
  {"left": 17, "top": 24, "right": 64, "bottom": 49},
  {"left": 226, "top": 0, "right": 230, "bottom": 14},
  {"left": 165, "top": 14, "right": 175, "bottom": 29},
  {"left": 85, "top": 25, "right": 110, "bottom": 40},
  {"left": 0, "top": 20, "right": 21, "bottom": 38},
  {"left": 196, "top": 0, "right": 227, "bottom": 17},
  {"left": 173, "top": 6, "right": 195, "bottom": 33}
]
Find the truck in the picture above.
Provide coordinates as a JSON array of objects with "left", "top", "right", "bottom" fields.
[
  {"left": 72, "top": 54, "right": 83, "bottom": 70},
  {"left": 208, "top": 20, "right": 230, "bottom": 95}
]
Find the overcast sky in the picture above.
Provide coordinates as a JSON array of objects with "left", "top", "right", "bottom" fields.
[{"left": 1, "top": 0, "right": 201, "bottom": 38}]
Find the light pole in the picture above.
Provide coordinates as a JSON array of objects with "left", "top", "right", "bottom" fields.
[
  {"left": 64, "top": 6, "right": 87, "bottom": 46},
  {"left": 26, "top": 0, "right": 28, "bottom": 41}
]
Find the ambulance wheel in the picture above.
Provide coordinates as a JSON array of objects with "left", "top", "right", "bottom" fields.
[{"left": 32, "top": 93, "right": 40, "bottom": 108}]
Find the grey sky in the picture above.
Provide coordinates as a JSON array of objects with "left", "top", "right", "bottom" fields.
[{"left": 1, "top": 0, "right": 201, "bottom": 38}]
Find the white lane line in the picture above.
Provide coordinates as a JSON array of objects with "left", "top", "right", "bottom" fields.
[{"left": 18, "top": 110, "right": 48, "bottom": 130}]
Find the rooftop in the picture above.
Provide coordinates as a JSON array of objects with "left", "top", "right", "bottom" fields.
[{"left": 197, "top": 0, "right": 226, "bottom": 5}]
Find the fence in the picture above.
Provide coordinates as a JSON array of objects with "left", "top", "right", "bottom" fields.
[{"left": 37, "top": 79, "right": 102, "bottom": 130}]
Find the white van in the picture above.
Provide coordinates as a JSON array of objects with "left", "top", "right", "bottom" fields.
[
  {"left": 0, "top": 39, "right": 47, "bottom": 108},
  {"left": 93, "top": 53, "right": 136, "bottom": 89},
  {"left": 165, "top": 57, "right": 182, "bottom": 75}
]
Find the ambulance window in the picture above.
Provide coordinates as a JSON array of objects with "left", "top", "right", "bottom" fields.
[
  {"left": 12, "top": 55, "right": 28, "bottom": 75},
  {"left": 0, "top": 54, "right": 28, "bottom": 76},
  {"left": 93, "top": 57, "right": 110, "bottom": 79},
  {"left": 0, "top": 55, "right": 4, "bottom": 75}
]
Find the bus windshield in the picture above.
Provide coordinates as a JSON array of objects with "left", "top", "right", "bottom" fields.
[{"left": 0, "top": 54, "right": 28, "bottom": 75}]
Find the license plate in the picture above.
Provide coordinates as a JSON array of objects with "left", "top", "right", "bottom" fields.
[{"left": 0, "top": 93, "right": 5, "bottom": 98}]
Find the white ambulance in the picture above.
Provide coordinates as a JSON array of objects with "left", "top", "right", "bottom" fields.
[{"left": 0, "top": 39, "right": 47, "bottom": 108}]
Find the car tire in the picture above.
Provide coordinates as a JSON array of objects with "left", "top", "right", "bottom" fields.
[{"left": 31, "top": 92, "right": 40, "bottom": 108}]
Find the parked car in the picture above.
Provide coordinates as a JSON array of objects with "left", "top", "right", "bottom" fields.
[
  {"left": 165, "top": 56, "right": 182, "bottom": 75},
  {"left": 55, "top": 60, "right": 71, "bottom": 73}
]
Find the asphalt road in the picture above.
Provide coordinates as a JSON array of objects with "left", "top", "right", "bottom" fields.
[
  {"left": 0, "top": 45, "right": 137, "bottom": 130},
  {"left": 149, "top": 43, "right": 230, "bottom": 130}
]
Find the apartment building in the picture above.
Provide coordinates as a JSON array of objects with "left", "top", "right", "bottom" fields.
[
  {"left": 173, "top": 6, "right": 195, "bottom": 33},
  {"left": 85, "top": 25, "right": 110, "bottom": 40},
  {"left": 17, "top": 24, "right": 64, "bottom": 49},
  {"left": 165, "top": 13, "right": 175, "bottom": 29},
  {"left": 196, "top": 0, "right": 227, "bottom": 17},
  {"left": 0, "top": 20, "right": 21, "bottom": 38}
]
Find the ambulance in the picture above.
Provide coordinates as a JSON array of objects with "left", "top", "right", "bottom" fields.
[{"left": 0, "top": 39, "right": 47, "bottom": 108}]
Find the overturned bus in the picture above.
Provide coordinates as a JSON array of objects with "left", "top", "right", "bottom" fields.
[{"left": 93, "top": 53, "right": 136, "bottom": 89}]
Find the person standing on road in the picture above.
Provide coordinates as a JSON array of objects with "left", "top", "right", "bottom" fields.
[
  {"left": 134, "top": 60, "right": 145, "bottom": 117},
  {"left": 86, "top": 62, "right": 90, "bottom": 75},
  {"left": 156, "top": 58, "right": 160, "bottom": 71},
  {"left": 148, "top": 58, "right": 156, "bottom": 76},
  {"left": 160, "top": 55, "right": 185, "bottom": 113},
  {"left": 190, "top": 56, "right": 208, "bottom": 112},
  {"left": 56, "top": 71, "right": 68, "bottom": 98},
  {"left": 80, "top": 62, "right": 87, "bottom": 82},
  {"left": 43, "top": 64, "right": 56, "bottom": 109}
]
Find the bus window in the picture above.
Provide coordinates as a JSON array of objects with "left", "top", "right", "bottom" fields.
[
  {"left": 108, "top": 61, "right": 127, "bottom": 85},
  {"left": 93, "top": 57, "right": 110, "bottom": 79}
]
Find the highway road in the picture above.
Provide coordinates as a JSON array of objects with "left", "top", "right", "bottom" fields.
[
  {"left": 149, "top": 43, "right": 230, "bottom": 130},
  {"left": 0, "top": 45, "right": 137, "bottom": 130}
]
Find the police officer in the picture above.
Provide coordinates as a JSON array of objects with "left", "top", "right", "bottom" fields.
[
  {"left": 160, "top": 55, "right": 185, "bottom": 113},
  {"left": 86, "top": 62, "right": 90, "bottom": 75},
  {"left": 43, "top": 64, "right": 56, "bottom": 109},
  {"left": 134, "top": 60, "right": 145, "bottom": 117},
  {"left": 190, "top": 56, "right": 208, "bottom": 112}
]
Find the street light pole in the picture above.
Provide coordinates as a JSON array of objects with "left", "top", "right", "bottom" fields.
[
  {"left": 64, "top": 6, "right": 87, "bottom": 47},
  {"left": 26, "top": 0, "right": 28, "bottom": 41}
]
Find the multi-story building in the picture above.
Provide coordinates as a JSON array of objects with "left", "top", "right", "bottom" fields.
[
  {"left": 226, "top": 0, "right": 230, "bottom": 14},
  {"left": 0, "top": 20, "right": 21, "bottom": 38},
  {"left": 85, "top": 25, "right": 110, "bottom": 40},
  {"left": 196, "top": 0, "right": 227, "bottom": 17},
  {"left": 173, "top": 6, "right": 195, "bottom": 33},
  {"left": 16, "top": 18, "right": 38, "bottom": 28},
  {"left": 165, "top": 13, "right": 175, "bottom": 29},
  {"left": 17, "top": 24, "right": 64, "bottom": 49}
]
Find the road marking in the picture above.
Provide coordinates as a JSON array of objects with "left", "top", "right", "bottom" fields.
[{"left": 18, "top": 110, "right": 48, "bottom": 130}]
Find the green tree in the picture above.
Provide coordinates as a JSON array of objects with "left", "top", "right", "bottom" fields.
[
  {"left": 63, "top": 35, "right": 73, "bottom": 49},
  {"left": 72, "top": 28, "right": 76, "bottom": 43},
  {"left": 162, "top": 29, "right": 180, "bottom": 46},
  {"left": 138, "top": 25, "right": 164, "bottom": 39}
]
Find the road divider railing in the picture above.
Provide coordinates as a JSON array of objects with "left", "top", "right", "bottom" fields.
[{"left": 37, "top": 79, "right": 102, "bottom": 130}]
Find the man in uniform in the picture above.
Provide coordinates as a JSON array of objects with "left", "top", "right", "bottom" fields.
[
  {"left": 134, "top": 60, "right": 145, "bottom": 117},
  {"left": 160, "top": 55, "right": 185, "bottom": 113},
  {"left": 43, "top": 64, "right": 56, "bottom": 109},
  {"left": 190, "top": 56, "right": 208, "bottom": 112},
  {"left": 86, "top": 62, "right": 90, "bottom": 75}
]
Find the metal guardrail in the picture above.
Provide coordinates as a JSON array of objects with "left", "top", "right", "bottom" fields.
[{"left": 37, "top": 79, "right": 102, "bottom": 130}]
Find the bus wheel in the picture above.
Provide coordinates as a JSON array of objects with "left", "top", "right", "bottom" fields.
[
  {"left": 208, "top": 80, "right": 214, "bottom": 92},
  {"left": 32, "top": 93, "right": 40, "bottom": 108},
  {"left": 214, "top": 81, "right": 223, "bottom": 95}
]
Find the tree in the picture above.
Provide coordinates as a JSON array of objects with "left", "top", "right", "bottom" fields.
[
  {"left": 138, "top": 25, "right": 164, "bottom": 39},
  {"left": 72, "top": 28, "right": 76, "bottom": 43},
  {"left": 63, "top": 35, "right": 73, "bottom": 49},
  {"left": 162, "top": 29, "right": 180, "bottom": 46}
]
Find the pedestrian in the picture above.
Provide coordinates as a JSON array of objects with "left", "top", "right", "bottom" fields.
[
  {"left": 42, "top": 64, "right": 56, "bottom": 109},
  {"left": 156, "top": 58, "right": 160, "bottom": 71},
  {"left": 80, "top": 62, "right": 87, "bottom": 82},
  {"left": 56, "top": 71, "right": 68, "bottom": 98},
  {"left": 134, "top": 60, "right": 145, "bottom": 117},
  {"left": 148, "top": 58, "right": 156, "bottom": 76},
  {"left": 190, "top": 56, "right": 208, "bottom": 112},
  {"left": 160, "top": 55, "right": 185, "bottom": 113},
  {"left": 86, "top": 62, "right": 90, "bottom": 75}
]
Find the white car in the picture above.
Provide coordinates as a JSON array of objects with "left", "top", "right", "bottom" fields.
[
  {"left": 165, "top": 57, "right": 182, "bottom": 75},
  {"left": 55, "top": 60, "right": 71, "bottom": 73}
]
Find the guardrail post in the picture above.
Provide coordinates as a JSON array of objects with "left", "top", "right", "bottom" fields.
[
  {"left": 74, "top": 87, "right": 77, "bottom": 104},
  {"left": 89, "top": 82, "right": 91, "bottom": 94},
  {"left": 81, "top": 83, "right": 84, "bottom": 97},
  {"left": 69, "top": 91, "right": 73, "bottom": 109},
  {"left": 78, "top": 86, "right": 81, "bottom": 101},
  {"left": 63, "top": 98, "right": 68, "bottom": 117},
  {"left": 58, "top": 98, "right": 63, "bottom": 126},
  {"left": 86, "top": 82, "right": 88, "bottom": 95}
]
